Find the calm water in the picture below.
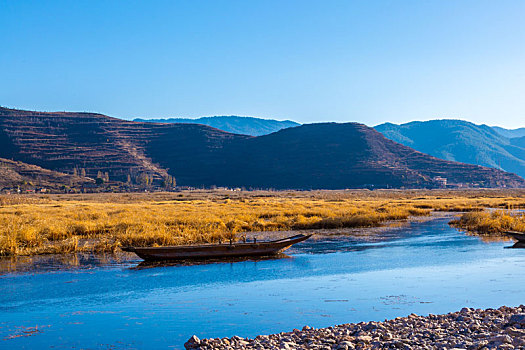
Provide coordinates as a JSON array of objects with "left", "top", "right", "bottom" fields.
[{"left": 1, "top": 217, "right": 524, "bottom": 349}]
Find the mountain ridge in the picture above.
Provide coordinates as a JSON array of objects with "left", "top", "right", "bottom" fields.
[
  {"left": 375, "top": 119, "right": 525, "bottom": 179},
  {"left": 0, "top": 107, "right": 523, "bottom": 189},
  {"left": 195, "top": 122, "right": 523, "bottom": 189},
  {"left": 492, "top": 126, "right": 525, "bottom": 139},
  {"left": 133, "top": 115, "right": 300, "bottom": 136}
]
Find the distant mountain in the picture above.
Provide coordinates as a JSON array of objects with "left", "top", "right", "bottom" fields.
[
  {"left": 492, "top": 126, "right": 525, "bottom": 139},
  {"left": 1, "top": 108, "right": 523, "bottom": 189},
  {"left": 133, "top": 116, "right": 300, "bottom": 136},
  {"left": 375, "top": 120, "right": 525, "bottom": 178}
]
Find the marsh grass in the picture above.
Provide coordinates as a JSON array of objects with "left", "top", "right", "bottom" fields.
[
  {"left": 1, "top": 189, "right": 525, "bottom": 256},
  {"left": 450, "top": 210, "right": 525, "bottom": 234}
]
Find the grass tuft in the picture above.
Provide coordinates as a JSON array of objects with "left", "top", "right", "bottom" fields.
[{"left": 450, "top": 210, "right": 525, "bottom": 234}]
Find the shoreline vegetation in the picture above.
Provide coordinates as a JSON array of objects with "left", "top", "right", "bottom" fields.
[
  {"left": 1, "top": 189, "right": 525, "bottom": 257},
  {"left": 451, "top": 210, "right": 525, "bottom": 235}
]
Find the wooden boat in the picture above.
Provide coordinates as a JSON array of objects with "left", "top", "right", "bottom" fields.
[
  {"left": 506, "top": 231, "right": 525, "bottom": 243},
  {"left": 121, "top": 234, "right": 312, "bottom": 261}
]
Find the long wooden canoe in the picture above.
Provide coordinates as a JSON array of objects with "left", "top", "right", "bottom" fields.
[
  {"left": 122, "top": 234, "right": 312, "bottom": 261},
  {"left": 506, "top": 231, "right": 525, "bottom": 243}
]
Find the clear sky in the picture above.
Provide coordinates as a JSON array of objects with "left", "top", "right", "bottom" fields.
[{"left": 1, "top": 1, "right": 524, "bottom": 127}]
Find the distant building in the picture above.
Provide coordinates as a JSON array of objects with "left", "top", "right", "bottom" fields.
[{"left": 433, "top": 176, "right": 447, "bottom": 187}]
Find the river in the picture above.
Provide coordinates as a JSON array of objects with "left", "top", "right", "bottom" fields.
[{"left": 1, "top": 217, "right": 524, "bottom": 349}]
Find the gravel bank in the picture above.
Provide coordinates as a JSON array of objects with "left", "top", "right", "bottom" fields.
[{"left": 185, "top": 306, "right": 525, "bottom": 349}]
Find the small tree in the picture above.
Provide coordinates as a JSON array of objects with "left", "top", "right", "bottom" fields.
[
  {"left": 163, "top": 175, "right": 176, "bottom": 188},
  {"left": 136, "top": 173, "right": 149, "bottom": 186},
  {"left": 96, "top": 171, "right": 104, "bottom": 185}
]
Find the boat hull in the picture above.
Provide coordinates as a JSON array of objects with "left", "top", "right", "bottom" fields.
[
  {"left": 123, "top": 234, "right": 311, "bottom": 261},
  {"left": 506, "top": 231, "right": 525, "bottom": 243}
]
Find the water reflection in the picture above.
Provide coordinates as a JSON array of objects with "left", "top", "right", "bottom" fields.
[
  {"left": 0, "top": 252, "right": 136, "bottom": 275},
  {"left": 132, "top": 253, "right": 292, "bottom": 270},
  {"left": 472, "top": 234, "right": 515, "bottom": 243}
]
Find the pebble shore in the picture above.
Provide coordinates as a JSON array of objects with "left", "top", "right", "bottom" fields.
[{"left": 185, "top": 305, "right": 525, "bottom": 349}]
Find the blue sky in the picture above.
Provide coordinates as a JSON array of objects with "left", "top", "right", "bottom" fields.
[{"left": 1, "top": 1, "right": 524, "bottom": 127}]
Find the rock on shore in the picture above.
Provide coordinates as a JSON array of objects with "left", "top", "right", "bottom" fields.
[{"left": 185, "top": 305, "right": 525, "bottom": 349}]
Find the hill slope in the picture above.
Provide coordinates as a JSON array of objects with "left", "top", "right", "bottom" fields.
[
  {"left": 375, "top": 120, "right": 525, "bottom": 179},
  {"left": 0, "top": 107, "right": 246, "bottom": 183},
  {"left": 1, "top": 108, "right": 523, "bottom": 189},
  {"left": 511, "top": 136, "right": 525, "bottom": 149},
  {"left": 0, "top": 157, "right": 91, "bottom": 189},
  {"left": 133, "top": 116, "right": 300, "bottom": 136}
]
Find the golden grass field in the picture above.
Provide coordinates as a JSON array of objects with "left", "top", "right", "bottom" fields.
[{"left": 1, "top": 189, "right": 525, "bottom": 256}]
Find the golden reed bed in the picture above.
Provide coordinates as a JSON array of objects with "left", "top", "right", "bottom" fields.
[
  {"left": 451, "top": 210, "right": 525, "bottom": 234},
  {"left": 1, "top": 189, "right": 525, "bottom": 256}
]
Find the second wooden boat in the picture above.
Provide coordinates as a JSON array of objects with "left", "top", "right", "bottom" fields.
[
  {"left": 506, "top": 231, "right": 525, "bottom": 243},
  {"left": 122, "top": 234, "right": 312, "bottom": 261}
]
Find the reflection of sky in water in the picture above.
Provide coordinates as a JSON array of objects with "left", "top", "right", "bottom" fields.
[{"left": 0, "top": 218, "right": 524, "bottom": 349}]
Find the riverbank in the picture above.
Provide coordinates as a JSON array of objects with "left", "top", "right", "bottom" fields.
[
  {"left": 186, "top": 306, "right": 525, "bottom": 349},
  {"left": 2, "top": 189, "right": 525, "bottom": 256},
  {"left": 0, "top": 213, "right": 455, "bottom": 274}
]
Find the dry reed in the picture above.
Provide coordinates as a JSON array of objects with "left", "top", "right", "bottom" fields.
[
  {"left": 450, "top": 210, "right": 525, "bottom": 234},
  {"left": 1, "top": 189, "right": 525, "bottom": 256}
]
